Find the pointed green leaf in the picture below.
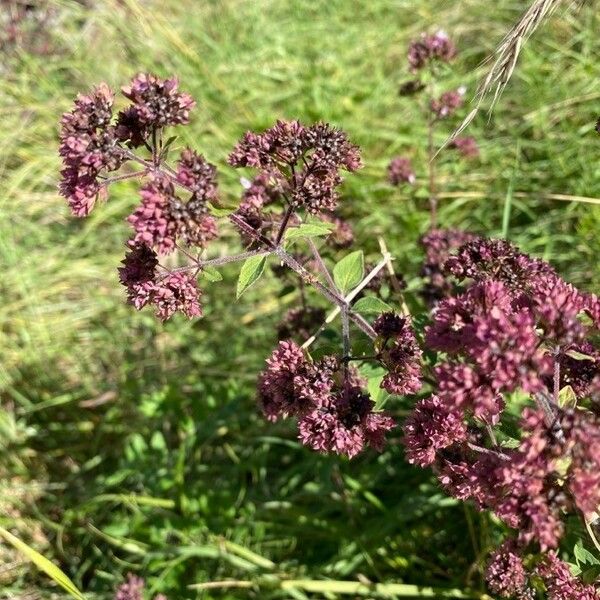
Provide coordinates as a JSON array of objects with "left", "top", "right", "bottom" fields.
[
  {"left": 236, "top": 255, "right": 267, "bottom": 299},
  {"left": 352, "top": 296, "right": 393, "bottom": 315},
  {"left": 285, "top": 223, "right": 332, "bottom": 241},
  {"left": 208, "top": 202, "right": 236, "bottom": 217},
  {"left": 0, "top": 527, "right": 85, "bottom": 600},
  {"left": 558, "top": 385, "right": 577, "bottom": 409},
  {"left": 201, "top": 266, "right": 223, "bottom": 282},
  {"left": 333, "top": 250, "right": 364, "bottom": 295},
  {"left": 565, "top": 349, "right": 596, "bottom": 362},
  {"left": 574, "top": 540, "right": 600, "bottom": 567}
]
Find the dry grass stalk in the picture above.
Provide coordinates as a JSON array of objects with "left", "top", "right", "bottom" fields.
[{"left": 447, "top": 0, "right": 565, "bottom": 144}]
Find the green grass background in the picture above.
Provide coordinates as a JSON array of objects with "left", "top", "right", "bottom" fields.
[{"left": 1, "top": 0, "right": 600, "bottom": 597}]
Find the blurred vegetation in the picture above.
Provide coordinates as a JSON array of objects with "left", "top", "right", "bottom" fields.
[{"left": 1, "top": 0, "right": 600, "bottom": 598}]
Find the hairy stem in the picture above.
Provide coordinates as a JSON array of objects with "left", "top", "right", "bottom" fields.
[
  {"left": 275, "top": 203, "right": 295, "bottom": 244},
  {"left": 307, "top": 238, "right": 338, "bottom": 291},
  {"left": 170, "top": 249, "right": 272, "bottom": 273},
  {"left": 99, "top": 170, "right": 147, "bottom": 185}
]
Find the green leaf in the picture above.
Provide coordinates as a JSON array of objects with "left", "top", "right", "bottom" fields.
[
  {"left": 160, "top": 135, "right": 178, "bottom": 160},
  {"left": 285, "top": 222, "right": 332, "bottom": 241},
  {"left": 575, "top": 540, "right": 600, "bottom": 567},
  {"left": 0, "top": 526, "right": 85, "bottom": 600},
  {"left": 367, "top": 375, "right": 390, "bottom": 409},
  {"left": 565, "top": 349, "right": 596, "bottom": 362},
  {"left": 208, "top": 202, "right": 236, "bottom": 217},
  {"left": 201, "top": 266, "right": 223, "bottom": 282},
  {"left": 352, "top": 296, "right": 392, "bottom": 315},
  {"left": 236, "top": 255, "right": 267, "bottom": 299},
  {"left": 558, "top": 385, "right": 577, "bottom": 409},
  {"left": 333, "top": 250, "right": 364, "bottom": 295}
]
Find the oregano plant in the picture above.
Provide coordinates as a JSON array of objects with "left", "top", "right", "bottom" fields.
[{"left": 59, "top": 32, "right": 600, "bottom": 600}]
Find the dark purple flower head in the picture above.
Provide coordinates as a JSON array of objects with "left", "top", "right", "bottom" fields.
[
  {"left": 61, "top": 82, "right": 114, "bottom": 133},
  {"left": 229, "top": 121, "right": 361, "bottom": 214},
  {"left": 239, "top": 171, "right": 284, "bottom": 212},
  {"left": 374, "top": 313, "right": 422, "bottom": 395},
  {"left": 152, "top": 272, "right": 202, "bottom": 322},
  {"left": 536, "top": 553, "right": 600, "bottom": 600},
  {"left": 301, "top": 123, "right": 363, "bottom": 172},
  {"left": 485, "top": 541, "right": 530, "bottom": 598},
  {"left": 128, "top": 176, "right": 179, "bottom": 255},
  {"left": 292, "top": 167, "right": 343, "bottom": 214},
  {"left": 436, "top": 363, "right": 504, "bottom": 424},
  {"left": 494, "top": 408, "right": 566, "bottom": 549},
  {"left": 373, "top": 311, "right": 406, "bottom": 339},
  {"left": 431, "top": 87, "right": 465, "bottom": 119},
  {"left": 561, "top": 409, "right": 600, "bottom": 517},
  {"left": 426, "top": 279, "right": 513, "bottom": 354},
  {"left": 298, "top": 384, "right": 394, "bottom": 458},
  {"left": 118, "top": 242, "right": 159, "bottom": 310},
  {"left": 471, "top": 306, "right": 552, "bottom": 394},
  {"left": 531, "top": 276, "right": 588, "bottom": 345},
  {"left": 59, "top": 169, "right": 105, "bottom": 217},
  {"left": 408, "top": 30, "right": 457, "bottom": 72},
  {"left": 175, "top": 210, "right": 218, "bottom": 249},
  {"left": 176, "top": 148, "right": 218, "bottom": 204},
  {"left": 403, "top": 395, "right": 466, "bottom": 466},
  {"left": 257, "top": 340, "right": 312, "bottom": 421},
  {"left": 258, "top": 342, "right": 394, "bottom": 456},
  {"left": 228, "top": 120, "right": 306, "bottom": 169},
  {"left": 449, "top": 136, "right": 479, "bottom": 158},
  {"left": 115, "top": 106, "right": 148, "bottom": 148},
  {"left": 419, "top": 228, "right": 475, "bottom": 303},
  {"left": 121, "top": 73, "right": 195, "bottom": 129},
  {"left": 445, "top": 237, "right": 556, "bottom": 291},
  {"left": 387, "top": 156, "right": 416, "bottom": 186}
]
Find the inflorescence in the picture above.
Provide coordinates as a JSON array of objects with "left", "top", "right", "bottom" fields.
[
  {"left": 403, "top": 236, "right": 600, "bottom": 597},
  {"left": 61, "top": 54, "right": 600, "bottom": 597}
]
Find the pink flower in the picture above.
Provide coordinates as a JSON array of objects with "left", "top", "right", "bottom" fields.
[{"left": 387, "top": 156, "right": 415, "bottom": 186}]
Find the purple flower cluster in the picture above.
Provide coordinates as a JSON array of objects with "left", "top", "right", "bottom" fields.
[
  {"left": 117, "top": 73, "right": 195, "bottom": 147},
  {"left": 419, "top": 228, "right": 475, "bottom": 303},
  {"left": 114, "top": 573, "right": 168, "bottom": 600},
  {"left": 127, "top": 174, "right": 218, "bottom": 255},
  {"left": 119, "top": 243, "right": 201, "bottom": 321},
  {"left": 387, "top": 156, "right": 416, "bottom": 186},
  {"left": 228, "top": 120, "right": 362, "bottom": 215},
  {"left": 59, "top": 83, "right": 125, "bottom": 216},
  {"left": 60, "top": 75, "right": 224, "bottom": 319},
  {"left": 449, "top": 136, "right": 479, "bottom": 158},
  {"left": 485, "top": 541, "right": 531, "bottom": 599},
  {"left": 486, "top": 543, "right": 600, "bottom": 599},
  {"left": 536, "top": 553, "right": 600, "bottom": 600},
  {"left": 404, "top": 236, "right": 600, "bottom": 595},
  {"left": 408, "top": 31, "right": 457, "bottom": 72},
  {"left": 373, "top": 312, "right": 422, "bottom": 396},
  {"left": 430, "top": 88, "right": 465, "bottom": 119},
  {"left": 322, "top": 213, "right": 355, "bottom": 250},
  {"left": 257, "top": 341, "right": 394, "bottom": 458}
]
